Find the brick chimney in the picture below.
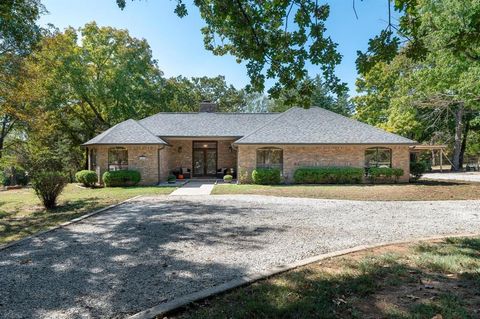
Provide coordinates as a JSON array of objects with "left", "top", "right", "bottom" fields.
[{"left": 199, "top": 101, "right": 218, "bottom": 112}]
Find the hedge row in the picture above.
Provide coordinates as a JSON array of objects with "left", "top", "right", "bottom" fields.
[
  {"left": 368, "top": 167, "right": 404, "bottom": 183},
  {"left": 294, "top": 167, "right": 364, "bottom": 184},
  {"left": 252, "top": 168, "right": 281, "bottom": 185},
  {"left": 102, "top": 170, "right": 141, "bottom": 187}
]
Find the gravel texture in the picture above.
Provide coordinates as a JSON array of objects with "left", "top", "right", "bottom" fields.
[
  {"left": 1, "top": 195, "right": 480, "bottom": 319},
  {"left": 423, "top": 172, "right": 480, "bottom": 183}
]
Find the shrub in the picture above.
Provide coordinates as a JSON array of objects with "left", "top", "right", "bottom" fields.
[
  {"left": 102, "top": 170, "right": 141, "bottom": 187},
  {"left": 223, "top": 174, "right": 233, "bottom": 182},
  {"left": 410, "top": 161, "right": 427, "bottom": 181},
  {"left": 75, "top": 170, "right": 98, "bottom": 187},
  {"left": 293, "top": 167, "right": 364, "bottom": 184},
  {"left": 368, "top": 167, "right": 404, "bottom": 183},
  {"left": 0, "top": 168, "right": 29, "bottom": 186},
  {"left": 252, "top": 168, "right": 281, "bottom": 185},
  {"left": 167, "top": 174, "right": 176, "bottom": 183},
  {"left": 31, "top": 171, "right": 68, "bottom": 209}
]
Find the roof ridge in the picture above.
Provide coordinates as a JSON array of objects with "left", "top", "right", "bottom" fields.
[
  {"left": 132, "top": 119, "right": 167, "bottom": 144},
  {"left": 234, "top": 107, "right": 298, "bottom": 143},
  {"left": 311, "top": 106, "right": 415, "bottom": 142}
]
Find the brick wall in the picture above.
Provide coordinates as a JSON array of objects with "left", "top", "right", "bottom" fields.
[
  {"left": 237, "top": 144, "right": 411, "bottom": 183},
  {"left": 89, "top": 145, "right": 164, "bottom": 185}
]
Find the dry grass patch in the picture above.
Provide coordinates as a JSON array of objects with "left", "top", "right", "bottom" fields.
[
  {"left": 212, "top": 180, "right": 480, "bottom": 201},
  {"left": 0, "top": 184, "right": 175, "bottom": 245},
  {"left": 170, "top": 237, "right": 480, "bottom": 319}
]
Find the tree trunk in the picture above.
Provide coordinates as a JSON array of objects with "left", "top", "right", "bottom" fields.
[
  {"left": 451, "top": 104, "right": 465, "bottom": 171},
  {"left": 459, "top": 118, "right": 470, "bottom": 168}
]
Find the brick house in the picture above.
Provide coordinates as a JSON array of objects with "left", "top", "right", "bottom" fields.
[{"left": 83, "top": 103, "right": 417, "bottom": 184}]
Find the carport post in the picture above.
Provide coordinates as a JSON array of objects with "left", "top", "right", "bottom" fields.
[{"left": 440, "top": 149, "right": 443, "bottom": 172}]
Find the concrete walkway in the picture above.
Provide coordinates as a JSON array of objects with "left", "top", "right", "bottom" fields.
[{"left": 169, "top": 181, "right": 215, "bottom": 196}]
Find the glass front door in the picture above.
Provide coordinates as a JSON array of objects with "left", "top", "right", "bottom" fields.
[{"left": 193, "top": 142, "right": 217, "bottom": 177}]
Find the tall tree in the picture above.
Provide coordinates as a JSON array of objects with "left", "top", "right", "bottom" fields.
[
  {"left": 117, "top": 0, "right": 346, "bottom": 106},
  {"left": 355, "top": 0, "right": 480, "bottom": 171}
]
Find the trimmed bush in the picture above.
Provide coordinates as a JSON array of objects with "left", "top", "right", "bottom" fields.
[
  {"left": 0, "top": 168, "right": 29, "bottom": 186},
  {"left": 294, "top": 167, "right": 364, "bottom": 184},
  {"left": 31, "top": 171, "right": 68, "bottom": 209},
  {"left": 102, "top": 170, "right": 141, "bottom": 187},
  {"left": 223, "top": 174, "right": 233, "bottom": 182},
  {"left": 410, "top": 161, "right": 427, "bottom": 181},
  {"left": 75, "top": 170, "right": 98, "bottom": 187},
  {"left": 167, "top": 174, "right": 176, "bottom": 183},
  {"left": 252, "top": 168, "right": 281, "bottom": 185},
  {"left": 368, "top": 167, "right": 404, "bottom": 183}
]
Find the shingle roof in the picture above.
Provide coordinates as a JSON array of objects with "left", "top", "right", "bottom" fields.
[
  {"left": 234, "top": 107, "right": 416, "bottom": 145},
  {"left": 139, "top": 112, "right": 279, "bottom": 137},
  {"left": 83, "top": 119, "right": 167, "bottom": 145}
]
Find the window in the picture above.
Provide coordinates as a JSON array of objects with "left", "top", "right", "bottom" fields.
[
  {"left": 108, "top": 147, "right": 128, "bottom": 171},
  {"left": 89, "top": 149, "right": 97, "bottom": 171},
  {"left": 365, "top": 147, "right": 392, "bottom": 168},
  {"left": 256, "top": 147, "right": 283, "bottom": 170}
]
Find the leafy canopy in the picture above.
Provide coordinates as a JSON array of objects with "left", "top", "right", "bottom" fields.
[{"left": 117, "top": 0, "right": 346, "bottom": 106}]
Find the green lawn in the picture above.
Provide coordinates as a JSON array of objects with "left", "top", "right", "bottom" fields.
[
  {"left": 174, "top": 237, "right": 480, "bottom": 319},
  {"left": 213, "top": 181, "right": 480, "bottom": 201},
  {"left": 0, "top": 184, "right": 175, "bottom": 245}
]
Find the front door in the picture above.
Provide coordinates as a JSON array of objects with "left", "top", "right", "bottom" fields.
[{"left": 193, "top": 141, "right": 217, "bottom": 177}]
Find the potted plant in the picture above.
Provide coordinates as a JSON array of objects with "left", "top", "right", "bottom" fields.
[
  {"left": 167, "top": 174, "right": 176, "bottom": 184},
  {"left": 223, "top": 174, "right": 233, "bottom": 183}
]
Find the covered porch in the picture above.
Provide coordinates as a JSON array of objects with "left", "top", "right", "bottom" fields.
[{"left": 162, "top": 138, "right": 238, "bottom": 180}]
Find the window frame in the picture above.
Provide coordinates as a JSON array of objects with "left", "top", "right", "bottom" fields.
[
  {"left": 364, "top": 147, "right": 392, "bottom": 168},
  {"left": 108, "top": 147, "right": 129, "bottom": 171},
  {"left": 256, "top": 147, "right": 283, "bottom": 171}
]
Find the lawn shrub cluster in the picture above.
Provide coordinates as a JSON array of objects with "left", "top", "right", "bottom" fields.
[
  {"left": 102, "top": 170, "right": 141, "bottom": 187},
  {"left": 31, "top": 172, "right": 68, "bottom": 209},
  {"left": 75, "top": 170, "right": 98, "bottom": 187},
  {"left": 223, "top": 174, "right": 233, "bottom": 182},
  {"left": 294, "top": 167, "right": 364, "bottom": 184},
  {"left": 368, "top": 167, "right": 404, "bottom": 183},
  {"left": 252, "top": 168, "right": 281, "bottom": 185},
  {"left": 0, "top": 168, "right": 29, "bottom": 186},
  {"left": 410, "top": 161, "right": 427, "bottom": 181}
]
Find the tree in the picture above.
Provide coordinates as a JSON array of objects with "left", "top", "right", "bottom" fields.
[
  {"left": 0, "top": 0, "right": 44, "bottom": 159},
  {"left": 117, "top": 0, "right": 346, "bottom": 106},
  {"left": 162, "top": 75, "right": 246, "bottom": 112},
  {"left": 26, "top": 22, "right": 167, "bottom": 141},
  {"left": 270, "top": 75, "right": 352, "bottom": 115},
  {"left": 355, "top": 0, "right": 480, "bottom": 171}
]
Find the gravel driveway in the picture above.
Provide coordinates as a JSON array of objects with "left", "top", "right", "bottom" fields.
[{"left": 1, "top": 195, "right": 480, "bottom": 319}]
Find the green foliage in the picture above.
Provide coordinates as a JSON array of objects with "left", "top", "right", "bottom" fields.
[
  {"left": 410, "top": 161, "right": 427, "bottom": 181},
  {"left": 75, "top": 170, "right": 98, "bottom": 187},
  {"left": 293, "top": 167, "right": 364, "bottom": 184},
  {"left": 118, "top": 1, "right": 345, "bottom": 105},
  {"left": 0, "top": 0, "right": 44, "bottom": 55},
  {"left": 368, "top": 167, "right": 404, "bottom": 183},
  {"left": 271, "top": 75, "right": 351, "bottom": 114},
  {"left": 30, "top": 171, "right": 68, "bottom": 209},
  {"left": 0, "top": 167, "right": 28, "bottom": 186},
  {"left": 102, "top": 170, "right": 141, "bottom": 187},
  {"left": 167, "top": 174, "right": 176, "bottom": 182},
  {"left": 223, "top": 174, "right": 233, "bottom": 182},
  {"left": 251, "top": 168, "right": 281, "bottom": 185}
]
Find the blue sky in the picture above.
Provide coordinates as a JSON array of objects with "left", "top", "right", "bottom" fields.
[{"left": 39, "top": 0, "right": 392, "bottom": 96}]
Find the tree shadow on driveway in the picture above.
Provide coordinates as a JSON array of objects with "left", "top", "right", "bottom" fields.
[{"left": 0, "top": 198, "right": 286, "bottom": 319}]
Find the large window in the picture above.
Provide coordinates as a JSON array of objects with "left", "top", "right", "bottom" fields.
[
  {"left": 365, "top": 147, "right": 392, "bottom": 168},
  {"left": 108, "top": 147, "right": 128, "bottom": 171},
  {"left": 256, "top": 147, "right": 283, "bottom": 170}
]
